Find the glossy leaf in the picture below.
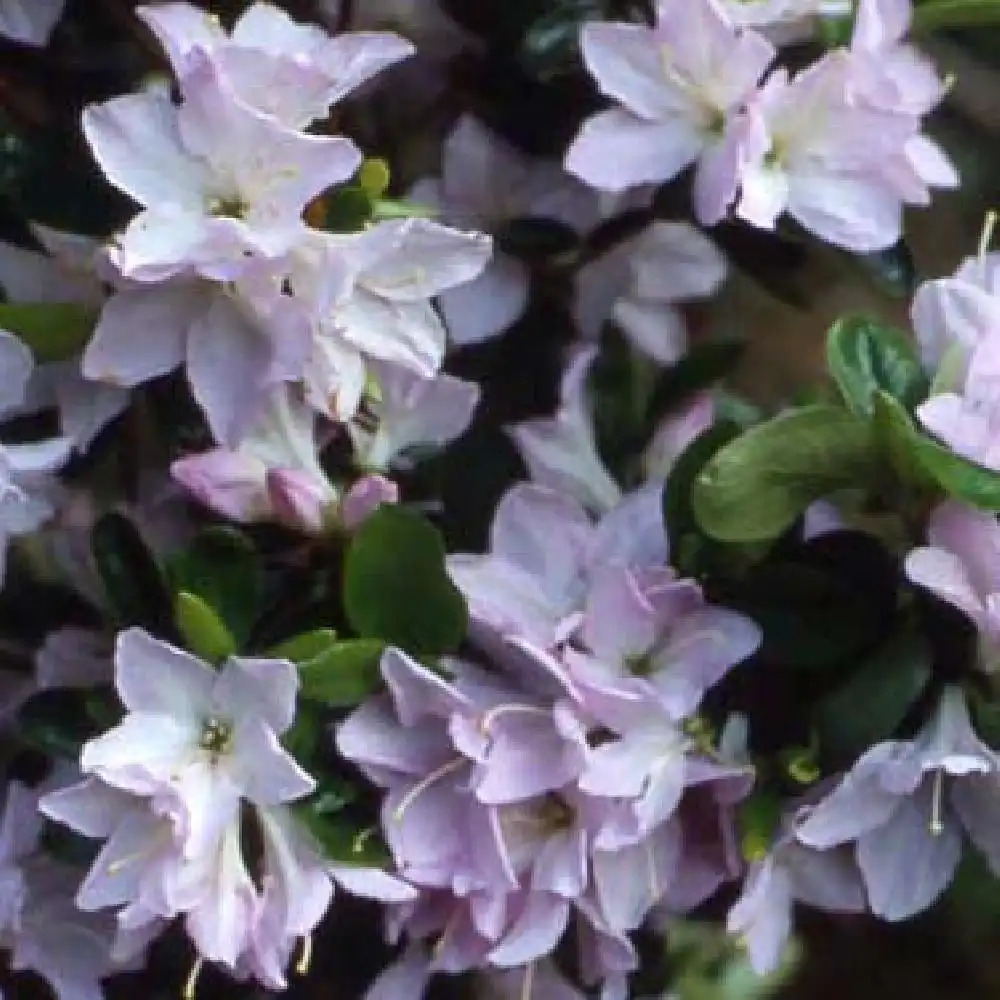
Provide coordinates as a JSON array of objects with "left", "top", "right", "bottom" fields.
[
  {"left": 827, "top": 315, "right": 928, "bottom": 416},
  {"left": 0, "top": 302, "right": 97, "bottom": 363},
  {"left": 266, "top": 628, "right": 339, "bottom": 663},
  {"left": 297, "top": 638, "right": 386, "bottom": 707},
  {"left": 174, "top": 591, "right": 236, "bottom": 664},
  {"left": 344, "top": 505, "right": 467, "bottom": 654},
  {"left": 294, "top": 804, "right": 392, "bottom": 868},
  {"left": 691, "top": 406, "right": 878, "bottom": 542},
  {"left": 819, "top": 624, "right": 932, "bottom": 766},
  {"left": 874, "top": 390, "right": 1000, "bottom": 510},
  {"left": 91, "top": 513, "right": 173, "bottom": 633},
  {"left": 167, "top": 527, "right": 262, "bottom": 647}
]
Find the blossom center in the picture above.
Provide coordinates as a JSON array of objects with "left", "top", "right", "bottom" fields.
[
  {"left": 199, "top": 716, "right": 234, "bottom": 758},
  {"left": 209, "top": 195, "right": 250, "bottom": 219}
]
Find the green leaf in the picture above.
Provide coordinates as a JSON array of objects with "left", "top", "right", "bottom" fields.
[
  {"left": 644, "top": 339, "right": 746, "bottom": 429},
  {"left": 691, "top": 405, "right": 878, "bottom": 543},
  {"left": 519, "top": 0, "right": 602, "bottom": 79},
  {"left": 826, "top": 315, "right": 928, "bottom": 416},
  {"left": 344, "top": 505, "right": 467, "bottom": 654},
  {"left": 496, "top": 218, "right": 580, "bottom": 264},
  {"left": 91, "top": 513, "right": 173, "bottom": 632},
  {"left": 174, "top": 591, "right": 236, "bottom": 663},
  {"left": 321, "top": 186, "right": 373, "bottom": 233},
  {"left": 0, "top": 303, "right": 98, "bottom": 363},
  {"left": 167, "top": 527, "right": 262, "bottom": 647},
  {"left": 266, "top": 628, "right": 339, "bottom": 663},
  {"left": 18, "top": 689, "right": 98, "bottom": 759},
  {"left": 873, "top": 390, "right": 1000, "bottom": 509},
  {"left": 293, "top": 804, "right": 392, "bottom": 867},
  {"left": 819, "top": 624, "right": 932, "bottom": 766},
  {"left": 662, "top": 420, "right": 741, "bottom": 574},
  {"left": 729, "top": 539, "right": 894, "bottom": 672},
  {"left": 297, "top": 638, "right": 386, "bottom": 707}
]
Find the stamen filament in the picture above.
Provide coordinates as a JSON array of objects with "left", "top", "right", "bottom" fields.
[
  {"left": 393, "top": 758, "right": 466, "bottom": 822},
  {"left": 479, "top": 703, "right": 551, "bottom": 735},
  {"left": 980, "top": 210, "right": 998, "bottom": 259},
  {"left": 296, "top": 935, "right": 312, "bottom": 975},
  {"left": 521, "top": 961, "right": 536, "bottom": 1000},
  {"left": 182, "top": 957, "right": 204, "bottom": 1000},
  {"left": 929, "top": 768, "right": 945, "bottom": 836}
]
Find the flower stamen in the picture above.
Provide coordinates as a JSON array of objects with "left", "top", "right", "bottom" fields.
[
  {"left": 392, "top": 758, "right": 466, "bottom": 822},
  {"left": 929, "top": 768, "right": 945, "bottom": 836}
]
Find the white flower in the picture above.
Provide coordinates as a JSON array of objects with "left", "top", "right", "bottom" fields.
[{"left": 80, "top": 629, "right": 315, "bottom": 859}]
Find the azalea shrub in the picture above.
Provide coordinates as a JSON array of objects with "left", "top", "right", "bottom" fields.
[{"left": 2, "top": 0, "right": 1000, "bottom": 999}]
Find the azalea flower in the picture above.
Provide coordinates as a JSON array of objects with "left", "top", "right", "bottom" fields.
[
  {"left": 1, "top": 777, "right": 134, "bottom": 1000},
  {"left": 411, "top": 115, "right": 601, "bottom": 345},
  {"left": 797, "top": 686, "right": 1000, "bottom": 920},
  {"left": 573, "top": 221, "right": 727, "bottom": 359},
  {"left": 0, "top": 332, "right": 73, "bottom": 584},
  {"left": 909, "top": 251, "right": 1000, "bottom": 376},
  {"left": 83, "top": 54, "right": 362, "bottom": 283},
  {"left": 139, "top": 1, "right": 414, "bottom": 129},
  {"left": 506, "top": 346, "right": 623, "bottom": 515},
  {"left": 351, "top": 362, "right": 480, "bottom": 471},
  {"left": 0, "top": 225, "right": 129, "bottom": 452},
  {"left": 78, "top": 628, "right": 315, "bottom": 859},
  {"left": 565, "top": 0, "right": 775, "bottom": 223},
  {"left": 568, "top": 563, "right": 761, "bottom": 723},
  {"left": 172, "top": 384, "right": 339, "bottom": 532},
  {"left": 290, "top": 219, "right": 491, "bottom": 422},
  {"left": 83, "top": 265, "right": 315, "bottom": 447},
  {"left": 905, "top": 502, "right": 1000, "bottom": 672},
  {"left": 446, "top": 482, "right": 667, "bottom": 653},
  {"left": 732, "top": 53, "right": 945, "bottom": 252},
  {"left": 726, "top": 808, "right": 866, "bottom": 973}
]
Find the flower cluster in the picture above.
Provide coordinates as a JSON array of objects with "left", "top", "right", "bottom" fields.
[
  {"left": 0, "top": 0, "right": 998, "bottom": 998},
  {"left": 566, "top": 0, "right": 956, "bottom": 251},
  {"left": 340, "top": 479, "right": 761, "bottom": 997}
]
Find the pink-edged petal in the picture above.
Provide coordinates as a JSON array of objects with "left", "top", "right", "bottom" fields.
[
  {"left": 83, "top": 284, "right": 202, "bottom": 388},
  {"left": 566, "top": 109, "right": 703, "bottom": 192},
  {"left": 82, "top": 89, "right": 208, "bottom": 209},
  {"left": 114, "top": 628, "right": 215, "bottom": 717}
]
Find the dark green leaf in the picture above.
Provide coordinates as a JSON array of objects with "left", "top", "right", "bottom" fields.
[
  {"left": 645, "top": 339, "right": 745, "bottom": 430},
  {"left": 496, "top": 217, "right": 580, "bottom": 264},
  {"left": 691, "top": 406, "right": 878, "bottom": 542},
  {"left": 730, "top": 558, "right": 890, "bottom": 671},
  {"left": 294, "top": 805, "right": 392, "bottom": 868},
  {"left": 174, "top": 591, "right": 237, "bottom": 663},
  {"left": 873, "top": 390, "right": 1000, "bottom": 509},
  {"left": 0, "top": 303, "right": 98, "bottom": 363},
  {"left": 519, "top": 0, "right": 602, "bottom": 79},
  {"left": 819, "top": 624, "right": 932, "bottom": 766},
  {"left": 91, "top": 513, "right": 173, "bottom": 632},
  {"left": 589, "top": 325, "right": 657, "bottom": 484},
  {"left": 297, "top": 638, "right": 386, "bottom": 707},
  {"left": 167, "top": 527, "right": 262, "bottom": 647},
  {"left": 321, "top": 186, "right": 373, "bottom": 233},
  {"left": 914, "top": 0, "right": 1000, "bottom": 32},
  {"left": 826, "top": 315, "right": 928, "bottom": 416},
  {"left": 17, "top": 689, "right": 98, "bottom": 759},
  {"left": 662, "top": 420, "right": 741, "bottom": 572},
  {"left": 344, "top": 506, "right": 467, "bottom": 654}
]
